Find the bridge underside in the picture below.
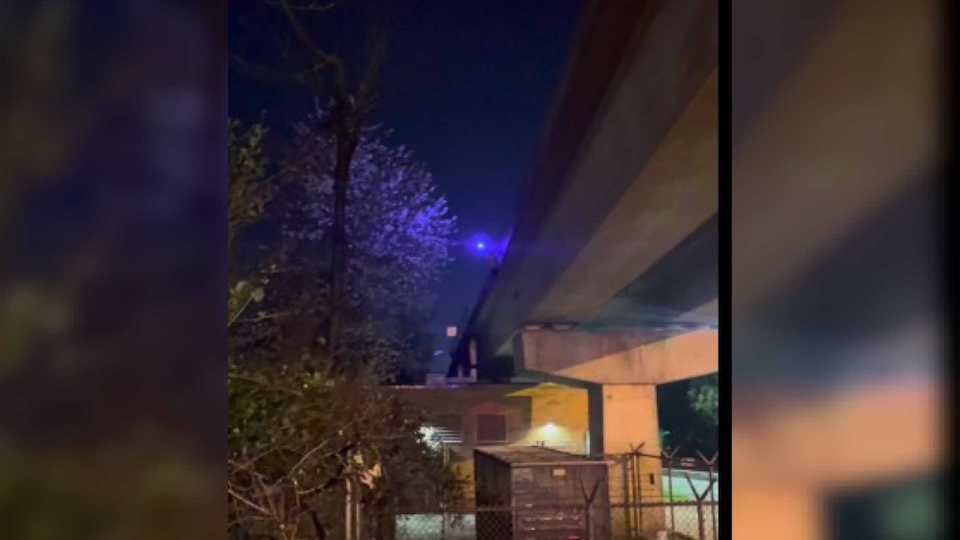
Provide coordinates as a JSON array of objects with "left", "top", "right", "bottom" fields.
[
  {"left": 464, "top": 0, "right": 718, "bottom": 366},
  {"left": 450, "top": 1, "right": 719, "bottom": 474}
]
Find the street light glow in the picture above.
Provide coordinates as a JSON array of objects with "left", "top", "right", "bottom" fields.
[{"left": 466, "top": 233, "right": 495, "bottom": 257}]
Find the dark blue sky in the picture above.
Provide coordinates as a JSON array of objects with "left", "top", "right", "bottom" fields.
[{"left": 230, "top": 1, "right": 585, "bottom": 337}]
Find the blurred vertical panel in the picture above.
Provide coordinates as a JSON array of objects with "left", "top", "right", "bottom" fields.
[
  {"left": 0, "top": 1, "right": 226, "bottom": 538},
  {"left": 732, "top": 0, "right": 946, "bottom": 539}
]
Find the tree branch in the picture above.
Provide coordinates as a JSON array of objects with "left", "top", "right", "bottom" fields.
[
  {"left": 233, "top": 310, "right": 296, "bottom": 325},
  {"left": 227, "top": 372, "right": 305, "bottom": 398},
  {"left": 229, "top": 442, "right": 282, "bottom": 471},
  {"left": 231, "top": 54, "right": 313, "bottom": 91},
  {"left": 276, "top": 0, "right": 347, "bottom": 94},
  {"left": 286, "top": 442, "right": 331, "bottom": 478},
  {"left": 228, "top": 486, "right": 273, "bottom": 516},
  {"left": 356, "top": 27, "right": 387, "bottom": 113},
  {"left": 228, "top": 514, "right": 270, "bottom": 527},
  {"left": 253, "top": 472, "right": 281, "bottom": 519},
  {"left": 229, "top": 289, "right": 257, "bottom": 328}
]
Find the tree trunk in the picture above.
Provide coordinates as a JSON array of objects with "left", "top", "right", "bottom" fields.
[
  {"left": 311, "top": 510, "right": 327, "bottom": 540},
  {"left": 327, "top": 115, "right": 358, "bottom": 361}
]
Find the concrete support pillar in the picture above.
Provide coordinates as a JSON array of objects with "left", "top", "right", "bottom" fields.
[
  {"left": 601, "top": 384, "right": 660, "bottom": 454},
  {"left": 511, "top": 329, "right": 713, "bottom": 535},
  {"left": 601, "top": 384, "right": 666, "bottom": 535}
]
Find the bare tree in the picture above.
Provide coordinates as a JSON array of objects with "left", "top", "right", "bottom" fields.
[{"left": 232, "top": 0, "right": 387, "bottom": 361}]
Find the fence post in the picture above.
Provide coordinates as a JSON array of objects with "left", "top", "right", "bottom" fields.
[
  {"left": 662, "top": 448, "right": 679, "bottom": 534},
  {"left": 696, "top": 501, "right": 705, "bottom": 540},
  {"left": 636, "top": 452, "right": 643, "bottom": 534},
  {"left": 620, "top": 455, "right": 633, "bottom": 539},
  {"left": 697, "top": 452, "right": 718, "bottom": 540},
  {"left": 345, "top": 478, "right": 354, "bottom": 540},
  {"left": 579, "top": 478, "right": 601, "bottom": 540},
  {"left": 356, "top": 501, "right": 362, "bottom": 540},
  {"left": 440, "top": 502, "right": 446, "bottom": 540},
  {"left": 629, "top": 443, "right": 644, "bottom": 536},
  {"left": 683, "top": 472, "right": 716, "bottom": 540},
  {"left": 585, "top": 500, "right": 593, "bottom": 540}
]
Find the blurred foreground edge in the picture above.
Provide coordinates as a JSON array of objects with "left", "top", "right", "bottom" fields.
[
  {"left": 1, "top": 2, "right": 226, "bottom": 539},
  {"left": 733, "top": 0, "right": 948, "bottom": 539}
]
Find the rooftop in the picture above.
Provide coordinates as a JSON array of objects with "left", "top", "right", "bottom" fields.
[{"left": 474, "top": 445, "right": 608, "bottom": 466}]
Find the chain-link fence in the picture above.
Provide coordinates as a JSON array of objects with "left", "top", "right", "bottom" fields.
[
  {"left": 351, "top": 449, "right": 719, "bottom": 540},
  {"left": 394, "top": 505, "right": 591, "bottom": 539},
  {"left": 605, "top": 448, "right": 719, "bottom": 540},
  {"left": 610, "top": 502, "right": 718, "bottom": 540},
  {"left": 381, "top": 501, "right": 717, "bottom": 540}
]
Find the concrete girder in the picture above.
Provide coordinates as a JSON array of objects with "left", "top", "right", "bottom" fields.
[{"left": 513, "top": 328, "right": 717, "bottom": 385}]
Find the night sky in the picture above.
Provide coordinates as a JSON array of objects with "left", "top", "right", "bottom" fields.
[{"left": 229, "top": 1, "right": 585, "bottom": 340}]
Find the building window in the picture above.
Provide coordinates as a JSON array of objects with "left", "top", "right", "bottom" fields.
[
  {"left": 427, "top": 414, "right": 463, "bottom": 444},
  {"left": 476, "top": 414, "right": 507, "bottom": 443}
]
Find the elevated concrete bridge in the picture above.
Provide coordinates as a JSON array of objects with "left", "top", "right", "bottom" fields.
[{"left": 452, "top": 0, "right": 718, "bottom": 460}]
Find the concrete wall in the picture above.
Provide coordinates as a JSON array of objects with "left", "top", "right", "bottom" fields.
[
  {"left": 393, "top": 383, "right": 591, "bottom": 502},
  {"left": 508, "top": 383, "right": 590, "bottom": 454}
]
